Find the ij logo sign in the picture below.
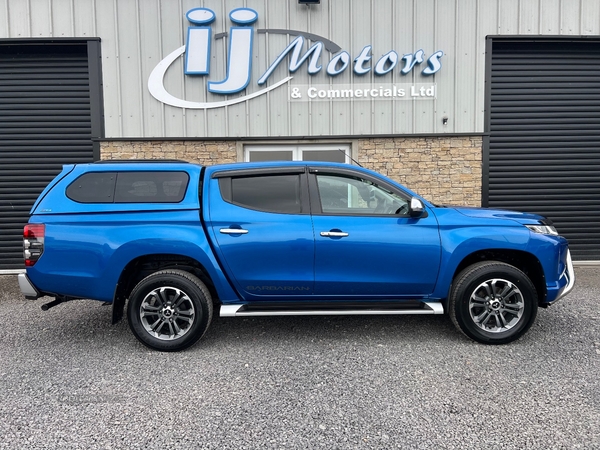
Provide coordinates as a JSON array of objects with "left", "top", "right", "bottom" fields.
[{"left": 148, "top": 7, "right": 443, "bottom": 109}]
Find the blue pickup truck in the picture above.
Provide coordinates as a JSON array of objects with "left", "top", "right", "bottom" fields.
[{"left": 18, "top": 160, "right": 575, "bottom": 351}]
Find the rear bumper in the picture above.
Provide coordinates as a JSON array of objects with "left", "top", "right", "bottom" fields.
[{"left": 18, "top": 273, "right": 41, "bottom": 300}]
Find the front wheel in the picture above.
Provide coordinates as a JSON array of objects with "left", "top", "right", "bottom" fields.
[
  {"left": 127, "top": 269, "right": 213, "bottom": 351},
  {"left": 449, "top": 262, "right": 538, "bottom": 345}
]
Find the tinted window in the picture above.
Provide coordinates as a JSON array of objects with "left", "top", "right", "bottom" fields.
[
  {"left": 229, "top": 175, "right": 302, "bottom": 213},
  {"left": 66, "top": 172, "right": 116, "bottom": 203},
  {"left": 302, "top": 150, "right": 346, "bottom": 163},
  {"left": 248, "top": 151, "right": 293, "bottom": 162},
  {"left": 67, "top": 171, "right": 189, "bottom": 204},
  {"left": 114, "top": 172, "right": 189, "bottom": 203},
  {"left": 316, "top": 174, "right": 408, "bottom": 215}
]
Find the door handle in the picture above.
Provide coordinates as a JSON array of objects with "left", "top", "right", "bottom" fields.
[
  {"left": 220, "top": 228, "right": 249, "bottom": 234},
  {"left": 320, "top": 231, "right": 349, "bottom": 237}
]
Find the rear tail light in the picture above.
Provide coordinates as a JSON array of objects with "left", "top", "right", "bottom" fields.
[{"left": 24, "top": 224, "right": 45, "bottom": 267}]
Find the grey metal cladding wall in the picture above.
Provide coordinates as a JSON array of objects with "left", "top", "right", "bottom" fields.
[
  {"left": 6, "top": 0, "right": 600, "bottom": 138},
  {"left": 106, "top": 0, "right": 451, "bottom": 138},
  {"left": 0, "top": 42, "right": 95, "bottom": 270},
  {"left": 487, "top": 39, "right": 600, "bottom": 261}
]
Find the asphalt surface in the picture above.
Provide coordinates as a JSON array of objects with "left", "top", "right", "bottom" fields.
[{"left": 0, "top": 268, "right": 598, "bottom": 449}]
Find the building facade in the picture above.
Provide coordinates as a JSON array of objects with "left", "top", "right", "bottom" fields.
[{"left": 1, "top": 0, "right": 600, "bottom": 270}]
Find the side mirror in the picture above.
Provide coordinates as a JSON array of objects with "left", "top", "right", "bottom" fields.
[{"left": 409, "top": 197, "right": 424, "bottom": 217}]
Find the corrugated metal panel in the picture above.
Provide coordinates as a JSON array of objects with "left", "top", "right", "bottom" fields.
[
  {"left": 117, "top": 0, "right": 144, "bottom": 136},
  {"left": 413, "top": 0, "right": 435, "bottom": 133},
  {"left": 0, "top": 42, "right": 96, "bottom": 270},
  {"left": 455, "top": 0, "right": 478, "bottom": 130},
  {"left": 486, "top": 39, "right": 600, "bottom": 261},
  {"left": 581, "top": 0, "right": 600, "bottom": 34},
  {"left": 1, "top": 0, "right": 599, "bottom": 138},
  {"left": 498, "top": 0, "right": 519, "bottom": 34}
]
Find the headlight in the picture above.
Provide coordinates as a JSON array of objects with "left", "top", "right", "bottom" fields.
[{"left": 526, "top": 224, "right": 558, "bottom": 236}]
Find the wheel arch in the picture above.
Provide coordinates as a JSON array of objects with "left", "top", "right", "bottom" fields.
[
  {"left": 111, "top": 253, "right": 219, "bottom": 324},
  {"left": 452, "top": 249, "right": 546, "bottom": 306}
]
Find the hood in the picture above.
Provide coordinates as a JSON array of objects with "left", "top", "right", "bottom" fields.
[{"left": 451, "top": 207, "right": 547, "bottom": 225}]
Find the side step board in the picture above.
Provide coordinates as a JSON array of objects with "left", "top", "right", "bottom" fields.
[{"left": 220, "top": 302, "right": 444, "bottom": 317}]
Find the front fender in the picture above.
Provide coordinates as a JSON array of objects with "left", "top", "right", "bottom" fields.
[{"left": 432, "top": 225, "right": 530, "bottom": 300}]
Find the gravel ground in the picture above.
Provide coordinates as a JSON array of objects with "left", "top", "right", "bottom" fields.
[{"left": 0, "top": 268, "right": 598, "bottom": 449}]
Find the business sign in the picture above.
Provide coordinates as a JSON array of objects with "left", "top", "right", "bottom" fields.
[
  {"left": 148, "top": 7, "right": 443, "bottom": 109},
  {"left": 289, "top": 84, "right": 436, "bottom": 101}
]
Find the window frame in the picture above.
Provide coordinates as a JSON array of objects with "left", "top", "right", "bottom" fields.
[{"left": 307, "top": 167, "right": 413, "bottom": 217}]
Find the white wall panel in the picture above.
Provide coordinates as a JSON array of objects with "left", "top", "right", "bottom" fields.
[
  {"left": 51, "top": 0, "right": 73, "bottom": 36},
  {"left": 0, "top": 1, "right": 8, "bottom": 38},
  {"left": 94, "top": 0, "right": 120, "bottom": 136},
  {"left": 519, "top": 0, "right": 540, "bottom": 34},
  {"left": 7, "top": 0, "right": 30, "bottom": 37},
  {"left": 350, "top": 0, "right": 373, "bottom": 135},
  {"left": 288, "top": 0, "right": 311, "bottom": 136},
  {"left": 541, "top": 0, "right": 561, "bottom": 34},
  {"left": 246, "top": 0, "right": 268, "bottom": 137},
  {"left": 3, "top": 0, "right": 600, "bottom": 138},
  {"left": 437, "top": 0, "right": 456, "bottom": 134},
  {"left": 73, "top": 0, "right": 96, "bottom": 37},
  {"left": 264, "top": 0, "right": 290, "bottom": 137},
  {"left": 329, "top": 0, "right": 352, "bottom": 135},
  {"left": 475, "top": 0, "right": 497, "bottom": 132},
  {"left": 413, "top": 0, "right": 435, "bottom": 134},
  {"left": 498, "top": 0, "right": 519, "bottom": 34},
  {"left": 371, "top": 0, "right": 393, "bottom": 135},
  {"left": 455, "top": 0, "right": 477, "bottom": 133},
  {"left": 581, "top": 0, "right": 600, "bottom": 34},
  {"left": 30, "top": 0, "right": 51, "bottom": 36},
  {"left": 561, "top": 0, "right": 581, "bottom": 34},
  {"left": 308, "top": 0, "right": 332, "bottom": 136},
  {"left": 139, "top": 0, "right": 165, "bottom": 137},
  {"left": 392, "top": 0, "right": 414, "bottom": 134},
  {"left": 116, "top": 0, "right": 144, "bottom": 136},
  {"left": 181, "top": 0, "right": 207, "bottom": 137},
  {"left": 159, "top": 0, "right": 185, "bottom": 137}
]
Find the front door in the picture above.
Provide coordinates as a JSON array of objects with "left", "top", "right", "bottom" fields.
[{"left": 309, "top": 169, "right": 441, "bottom": 298}]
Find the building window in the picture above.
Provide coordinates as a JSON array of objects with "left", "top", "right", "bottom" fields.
[{"left": 244, "top": 144, "right": 350, "bottom": 164}]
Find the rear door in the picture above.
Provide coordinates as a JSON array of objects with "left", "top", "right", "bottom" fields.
[
  {"left": 205, "top": 167, "right": 315, "bottom": 300},
  {"left": 309, "top": 168, "right": 441, "bottom": 298}
]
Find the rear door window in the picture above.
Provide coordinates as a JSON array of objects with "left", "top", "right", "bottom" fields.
[{"left": 220, "top": 174, "right": 303, "bottom": 214}]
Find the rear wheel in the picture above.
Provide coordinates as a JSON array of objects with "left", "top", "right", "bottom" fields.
[
  {"left": 127, "top": 269, "right": 213, "bottom": 351},
  {"left": 449, "top": 262, "right": 537, "bottom": 345}
]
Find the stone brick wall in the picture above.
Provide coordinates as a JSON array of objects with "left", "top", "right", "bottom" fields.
[
  {"left": 358, "top": 137, "right": 482, "bottom": 207},
  {"left": 100, "top": 136, "right": 482, "bottom": 206},
  {"left": 100, "top": 141, "right": 237, "bottom": 165}
]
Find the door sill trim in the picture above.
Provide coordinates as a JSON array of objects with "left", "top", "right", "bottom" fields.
[{"left": 220, "top": 302, "right": 444, "bottom": 317}]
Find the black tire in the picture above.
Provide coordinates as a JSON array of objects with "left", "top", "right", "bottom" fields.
[
  {"left": 127, "top": 269, "right": 213, "bottom": 352},
  {"left": 449, "top": 261, "right": 538, "bottom": 345}
]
